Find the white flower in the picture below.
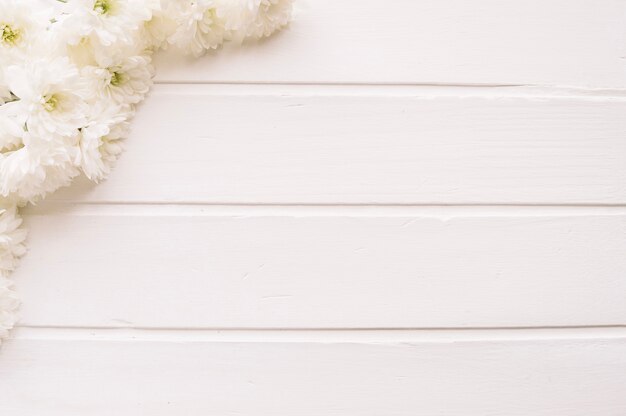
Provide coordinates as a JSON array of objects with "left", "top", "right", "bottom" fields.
[
  {"left": 0, "top": 102, "right": 80, "bottom": 202},
  {"left": 0, "top": 109, "right": 23, "bottom": 154},
  {"left": 0, "top": 0, "right": 295, "bottom": 347},
  {"left": 210, "top": 0, "right": 292, "bottom": 44},
  {"left": 0, "top": 88, "right": 10, "bottom": 105},
  {"left": 0, "top": 130, "right": 80, "bottom": 202},
  {"left": 166, "top": 0, "right": 229, "bottom": 57},
  {"left": 82, "top": 53, "right": 154, "bottom": 105},
  {"left": 0, "top": 71, "right": 12, "bottom": 105},
  {"left": 58, "top": 0, "right": 154, "bottom": 47},
  {"left": 142, "top": 0, "right": 178, "bottom": 50},
  {"left": 0, "top": 204, "right": 25, "bottom": 277},
  {"left": 0, "top": 0, "right": 56, "bottom": 63},
  {"left": 3, "top": 57, "right": 88, "bottom": 137},
  {"left": 0, "top": 274, "right": 20, "bottom": 342},
  {"left": 64, "top": 35, "right": 100, "bottom": 68},
  {"left": 0, "top": 203, "right": 26, "bottom": 344},
  {"left": 77, "top": 99, "right": 130, "bottom": 181},
  {"left": 246, "top": 0, "right": 292, "bottom": 39}
]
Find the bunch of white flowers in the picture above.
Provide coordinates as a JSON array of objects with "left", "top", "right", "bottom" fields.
[{"left": 0, "top": 0, "right": 293, "bottom": 345}]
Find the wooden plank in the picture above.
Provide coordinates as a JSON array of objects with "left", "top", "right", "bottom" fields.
[
  {"left": 153, "top": 0, "right": 626, "bottom": 88},
  {"left": 14, "top": 208, "right": 626, "bottom": 328},
  {"left": 1, "top": 333, "right": 625, "bottom": 415},
  {"left": 48, "top": 86, "right": 626, "bottom": 204}
]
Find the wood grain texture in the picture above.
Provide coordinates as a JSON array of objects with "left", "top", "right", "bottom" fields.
[
  {"left": 1, "top": 333, "right": 625, "bottom": 415},
  {"left": 153, "top": 0, "right": 626, "bottom": 88},
  {"left": 14, "top": 207, "right": 626, "bottom": 328},
  {"left": 5, "top": 1, "right": 626, "bottom": 410},
  {"left": 49, "top": 85, "right": 626, "bottom": 204}
]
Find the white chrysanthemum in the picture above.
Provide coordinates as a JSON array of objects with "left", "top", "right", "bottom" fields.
[
  {"left": 97, "top": 120, "right": 127, "bottom": 175},
  {"left": 0, "top": 0, "right": 295, "bottom": 347},
  {"left": 58, "top": 0, "right": 154, "bottom": 47},
  {"left": 0, "top": 75, "right": 12, "bottom": 105},
  {"left": 64, "top": 35, "right": 100, "bottom": 68},
  {"left": 0, "top": 65, "right": 12, "bottom": 104},
  {"left": 0, "top": 203, "right": 26, "bottom": 344},
  {"left": 0, "top": 204, "right": 25, "bottom": 275},
  {"left": 0, "top": 129, "right": 80, "bottom": 203},
  {"left": 0, "top": 274, "right": 19, "bottom": 343},
  {"left": 247, "top": 0, "right": 292, "bottom": 39},
  {"left": 213, "top": 0, "right": 291, "bottom": 43},
  {"left": 77, "top": 99, "right": 130, "bottom": 181},
  {"left": 0, "top": 89, "right": 9, "bottom": 105},
  {"left": 166, "top": 0, "right": 229, "bottom": 57},
  {"left": 0, "top": 109, "right": 23, "bottom": 153},
  {"left": 82, "top": 53, "right": 154, "bottom": 105},
  {"left": 3, "top": 57, "right": 88, "bottom": 137},
  {"left": 142, "top": 0, "right": 177, "bottom": 50},
  {"left": 0, "top": 0, "right": 56, "bottom": 64}
]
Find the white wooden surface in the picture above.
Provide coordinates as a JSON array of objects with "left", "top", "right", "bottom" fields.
[
  {"left": 3, "top": 0, "right": 626, "bottom": 413},
  {"left": 153, "top": 0, "right": 626, "bottom": 87},
  {"left": 48, "top": 85, "right": 626, "bottom": 204},
  {"left": 15, "top": 205, "right": 626, "bottom": 328},
  {"left": 2, "top": 329, "right": 626, "bottom": 415}
]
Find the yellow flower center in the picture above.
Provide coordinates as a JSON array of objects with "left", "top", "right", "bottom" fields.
[
  {"left": 42, "top": 95, "right": 59, "bottom": 112},
  {"left": 205, "top": 7, "right": 217, "bottom": 20},
  {"left": 1, "top": 24, "right": 20, "bottom": 46},
  {"left": 93, "top": 0, "right": 111, "bottom": 15},
  {"left": 109, "top": 70, "right": 126, "bottom": 86}
]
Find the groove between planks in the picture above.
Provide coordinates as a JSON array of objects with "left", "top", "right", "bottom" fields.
[
  {"left": 147, "top": 82, "right": 626, "bottom": 98},
  {"left": 12, "top": 326, "right": 626, "bottom": 343},
  {"left": 22, "top": 203, "right": 626, "bottom": 217}
]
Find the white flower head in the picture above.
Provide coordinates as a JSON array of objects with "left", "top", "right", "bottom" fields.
[
  {"left": 3, "top": 57, "right": 88, "bottom": 137},
  {"left": 57, "top": 0, "right": 155, "bottom": 50},
  {"left": 142, "top": 0, "right": 177, "bottom": 50},
  {"left": 0, "top": 130, "right": 80, "bottom": 203},
  {"left": 0, "top": 203, "right": 26, "bottom": 343},
  {"left": 246, "top": 0, "right": 292, "bottom": 39},
  {"left": 0, "top": 0, "right": 56, "bottom": 60},
  {"left": 0, "top": 89, "right": 9, "bottom": 106},
  {"left": 0, "top": 109, "right": 23, "bottom": 154},
  {"left": 166, "top": 0, "right": 229, "bottom": 57},
  {"left": 215, "top": 0, "right": 291, "bottom": 42},
  {"left": 0, "top": 0, "right": 295, "bottom": 346},
  {"left": 0, "top": 71, "right": 12, "bottom": 105},
  {"left": 0, "top": 274, "right": 19, "bottom": 342},
  {"left": 82, "top": 53, "right": 154, "bottom": 105},
  {"left": 77, "top": 98, "right": 131, "bottom": 181}
]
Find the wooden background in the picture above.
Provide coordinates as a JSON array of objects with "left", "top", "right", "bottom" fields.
[{"left": 2, "top": 0, "right": 626, "bottom": 414}]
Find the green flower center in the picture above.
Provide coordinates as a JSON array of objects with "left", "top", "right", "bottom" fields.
[
  {"left": 42, "top": 95, "right": 59, "bottom": 112},
  {"left": 93, "top": 0, "right": 111, "bottom": 15},
  {"left": 109, "top": 71, "right": 126, "bottom": 86},
  {"left": 1, "top": 24, "right": 20, "bottom": 46}
]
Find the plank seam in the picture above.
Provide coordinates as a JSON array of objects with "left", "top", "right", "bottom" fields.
[
  {"left": 148, "top": 82, "right": 626, "bottom": 99},
  {"left": 22, "top": 203, "right": 626, "bottom": 218},
  {"left": 12, "top": 326, "right": 626, "bottom": 343}
]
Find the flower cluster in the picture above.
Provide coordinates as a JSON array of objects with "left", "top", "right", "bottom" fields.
[
  {"left": 0, "top": 0, "right": 293, "bottom": 344},
  {"left": 0, "top": 204, "right": 25, "bottom": 341}
]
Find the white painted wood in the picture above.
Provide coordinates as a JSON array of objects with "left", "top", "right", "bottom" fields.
[
  {"left": 48, "top": 85, "right": 626, "bottom": 204},
  {"left": 1, "top": 331, "right": 625, "bottom": 415},
  {"left": 6, "top": 0, "right": 626, "bottom": 409},
  {"left": 14, "top": 207, "right": 626, "bottom": 328},
  {"left": 153, "top": 0, "right": 626, "bottom": 88}
]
